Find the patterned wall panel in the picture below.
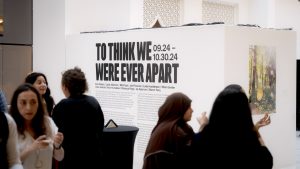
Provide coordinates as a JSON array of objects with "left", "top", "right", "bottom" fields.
[
  {"left": 202, "top": 0, "right": 235, "bottom": 24},
  {"left": 143, "top": 0, "right": 180, "bottom": 28}
]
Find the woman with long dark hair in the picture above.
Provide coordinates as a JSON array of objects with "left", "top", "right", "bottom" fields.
[
  {"left": 192, "top": 84, "right": 273, "bottom": 169},
  {"left": 9, "top": 83, "right": 64, "bottom": 169},
  {"left": 25, "top": 72, "right": 55, "bottom": 116}
]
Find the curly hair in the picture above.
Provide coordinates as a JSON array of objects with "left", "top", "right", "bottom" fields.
[{"left": 62, "top": 67, "right": 88, "bottom": 96}]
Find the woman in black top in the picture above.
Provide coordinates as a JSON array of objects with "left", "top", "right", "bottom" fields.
[
  {"left": 52, "top": 67, "right": 105, "bottom": 169},
  {"left": 191, "top": 84, "right": 273, "bottom": 169}
]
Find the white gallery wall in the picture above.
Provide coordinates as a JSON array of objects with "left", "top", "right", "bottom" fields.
[
  {"left": 274, "top": 0, "right": 300, "bottom": 60},
  {"left": 33, "top": 0, "right": 300, "bottom": 101},
  {"left": 65, "top": 25, "right": 296, "bottom": 169},
  {"left": 33, "top": 0, "right": 66, "bottom": 100},
  {"left": 64, "top": 25, "right": 226, "bottom": 169},
  {"left": 32, "top": 1, "right": 300, "bottom": 169},
  {"left": 65, "top": 0, "right": 132, "bottom": 34},
  {"left": 224, "top": 26, "right": 296, "bottom": 168}
]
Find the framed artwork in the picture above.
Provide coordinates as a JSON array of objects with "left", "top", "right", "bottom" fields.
[{"left": 248, "top": 45, "right": 276, "bottom": 114}]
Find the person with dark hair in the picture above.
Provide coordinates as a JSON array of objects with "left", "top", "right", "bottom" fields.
[
  {"left": 1, "top": 89, "right": 23, "bottom": 169},
  {"left": 9, "top": 83, "right": 64, "bottom": 169},
  {"left": 143, "top": 92, "right": 207, "bottom": 169},
  {"left": 25, "top": 72, "right": 55, "bottom": 116},
  {"left": 24, "top": 72, "right": 59, "bottom": 169},
  {"left": 52, "top": 67, "right": 105, "bottom": 169},
  {"left": 191, "top": 84, "right": 273, "bottom": 169}
]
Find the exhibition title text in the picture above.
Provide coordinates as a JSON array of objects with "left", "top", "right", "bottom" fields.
[{"left": 95, "top": 41, "right": 179, "bottom": 83}]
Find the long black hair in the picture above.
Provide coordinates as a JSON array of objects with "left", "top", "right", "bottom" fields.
[{"left": 192, "top": 84, "right": 267, "bottom": 168}]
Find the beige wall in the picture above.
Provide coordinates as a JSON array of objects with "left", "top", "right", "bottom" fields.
[{"left": 0, "top": 45, "right": 32, "bottom": 102}]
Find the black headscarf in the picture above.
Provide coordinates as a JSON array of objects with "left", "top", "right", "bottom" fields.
[{"left": 143, "top": 92, "right": 194, "bottom": 169}]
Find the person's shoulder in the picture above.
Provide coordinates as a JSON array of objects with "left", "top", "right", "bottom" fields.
[
  {"left": 5, "top": 113, "right": 15, "bottom": 124},
  {"left": 4, "top": 113, "right": 18, "bottom": 130},
  {"left": 85, "top": 95, "right": 99, "bottom": 103},
  {"left": 44, "top": 115, "right": 52, "bottom": 121},
  {"left": 84, "top": 94, "right": 95, "bottom": 99},
  {"left": 58, "top": 97, "right": 69, "bottom": 102},
  {"left": 52, "top": 98, "right": 69, "bottom": 113},
  {"left": 43, "top": 115, "right": 54, "bottom": 126},
  {"left": 55, "top": 98, "right": 71, "bottom": 105},
  {"left": 44, "top": 115, "right": 58, "bottom": 131}
]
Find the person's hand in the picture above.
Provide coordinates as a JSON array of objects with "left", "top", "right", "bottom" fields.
[
  {"left": 197, "top": 112, "right": 208, "bottom": 131},
  {"left": 32, "top": 135, "right": 51, "bottom": 151},
  {"left": 255, "top": 113, "right": 271, "bottom": 130},
  {"left": 197, "top": 112, "right": 208, "bottom": 125},
  {"left": 53, "top": 132, "right": 64, "bottom": 149}
]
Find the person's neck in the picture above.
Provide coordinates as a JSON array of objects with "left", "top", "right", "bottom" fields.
[{"left": 24, "top": 120, "right": 35, "bottom": 138}]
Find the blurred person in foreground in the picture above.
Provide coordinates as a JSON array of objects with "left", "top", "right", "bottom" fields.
[
  {"left": 9, "top": 83, "right": 64, "bottom": 169},
  {"left": 1, "top": 89, "right": 23, "bottom": 169}
]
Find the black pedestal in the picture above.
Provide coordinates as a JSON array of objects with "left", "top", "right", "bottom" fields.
[
  {"left": 103, "top": 125, "right": 139, "bottom": 169},
  {"left": 297, "top": 60, "right": 299, "bottom": 130}
]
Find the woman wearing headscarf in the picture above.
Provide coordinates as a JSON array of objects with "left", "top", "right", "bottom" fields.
[{"left": 143, "top": 92, "right": 196, "bottom": 169}]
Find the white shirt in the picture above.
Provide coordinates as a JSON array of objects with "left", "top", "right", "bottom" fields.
[
  {"left": 5, "top": 113, "right": 23, "bottom": 169},
  {"left": 18, "top": 116, "right": 58, "bottom": 169}
]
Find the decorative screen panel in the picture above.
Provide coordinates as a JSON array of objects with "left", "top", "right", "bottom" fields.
[
  {"left": 143, "top": 0, "right": 180, "bottom": 28},
  {"left": 202, "top": 0, "right": 235, "bottom": 24}
]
